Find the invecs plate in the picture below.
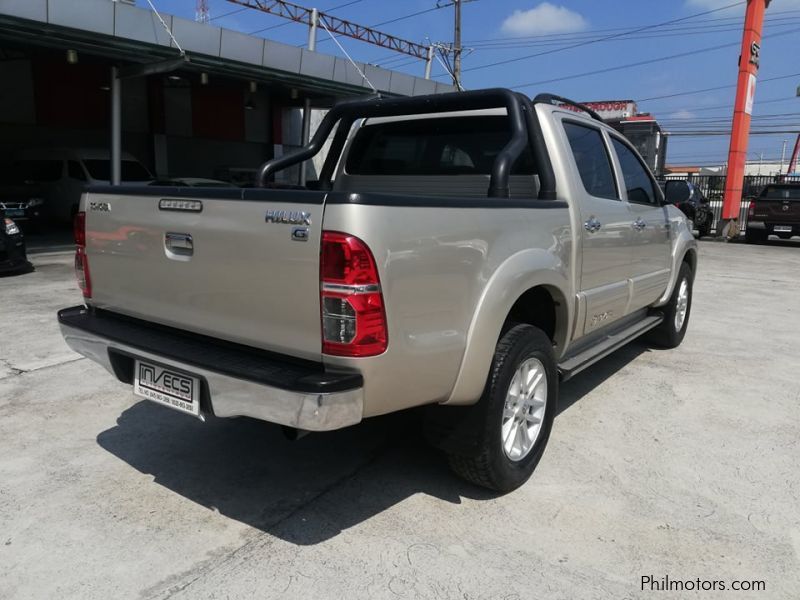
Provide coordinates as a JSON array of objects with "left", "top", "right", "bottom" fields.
[{"left": 133, "top": 360, "right": 200, "bottom": 416}]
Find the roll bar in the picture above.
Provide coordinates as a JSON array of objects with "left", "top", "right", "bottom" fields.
[{"left": 257, "top": 88, "right": 557, "bottom": 200}]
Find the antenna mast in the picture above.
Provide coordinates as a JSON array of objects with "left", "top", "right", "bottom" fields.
[{"left": 196, "top": 0, "right": 210, "bottom": 23}]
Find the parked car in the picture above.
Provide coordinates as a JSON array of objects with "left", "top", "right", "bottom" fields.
[
  {"left": 745, "top": 182, "right": 800, "bottom": 243},
  {"left": 0, "top": 148, "right": 153, "bottom": 225},
  {"left": 661, "top": 179, "right": 713, "bottom": 237},
  {"left": 148, "top": 178, "right": 237, "bottom": 188},
  {"left": 0, "top": 211, "right": 31, "bottom": 274},
  {"left": 57, "top": 90, "right": 697, "bottom": 492}
]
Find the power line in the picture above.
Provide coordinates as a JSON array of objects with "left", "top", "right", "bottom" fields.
[
  {"left": 637, "top": 71, "right": 800, "bottom": 102},
  {"left": 644, "top": 95, "right": 799, "bottom": 115},
  {"left": 463, "top": 0, "right": 746, "bottom": 73},
  {"left": 466, "top": 19, "right": 800, "bottom": 50},
  {"left": 462, "top": 9, "right": 800, "bottom": 46},
  {"left": 509, "top": 22, "right": 800, "bottom": 89},
  {"left": 463, "top": 8, "right": 800, "bottom": 44}
]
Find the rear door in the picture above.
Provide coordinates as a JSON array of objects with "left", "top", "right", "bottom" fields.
[
  {"left": 561, "top": 120, "right": 632, "bottom": 336},
  {"left": 85, "top": 188, "right": 326, "bottom": 361},
  {"left": 609, "top": 135, "right": 670, "bottom": 311}
]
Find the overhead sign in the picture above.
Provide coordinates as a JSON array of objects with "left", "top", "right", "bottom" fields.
[{"left": 563, "top": 100, "right": 638, "bottom": 120}]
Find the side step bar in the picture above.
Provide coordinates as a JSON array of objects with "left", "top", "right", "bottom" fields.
[{"left": 558, "top": 314, "right": 663, "bottom": 380}]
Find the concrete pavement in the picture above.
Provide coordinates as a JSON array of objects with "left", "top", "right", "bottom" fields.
[{"left": 1, "top": 241, "right": 798, "bottom": 599}]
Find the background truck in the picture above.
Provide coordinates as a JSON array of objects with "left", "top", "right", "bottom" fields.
[
  {"left": 58, "top": 89, "right": 697, "bottom": 492},
  {"left": 745, "top": 182, "right": 800, "bottom": 243}
]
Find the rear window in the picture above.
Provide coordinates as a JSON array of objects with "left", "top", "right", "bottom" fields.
[
  {"left": 761, "top": 185, "right": 800, "bottom": 200},
  {"left": 6, "top": 160, "right": 63, "bottom": 183},
  {"left": 345, "top": 116, "right": 536, "bottom": 176},
  {"left": 84, "top": 159, "right": 152, "bottom": 182}
]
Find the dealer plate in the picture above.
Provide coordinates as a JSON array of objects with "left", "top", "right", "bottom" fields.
[
  {"left": 134, "top": 360, "right": 201, "bottom": 416},
  {"left": 773, "top": 225, "right": 792, "bottom": 233}
]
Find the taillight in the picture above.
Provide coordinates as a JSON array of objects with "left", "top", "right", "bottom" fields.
[
  {"left": 73, "top": 211, "right": 86, "bottom": 246},
  {"left": 748, "top": 200, "right": 756, "bottom": 218},
  {"left": 73, "top": 211, "right": 91, "bottom": 298},
  {"left": 320, "top": 231, "right": 387, "bottom": 357}
]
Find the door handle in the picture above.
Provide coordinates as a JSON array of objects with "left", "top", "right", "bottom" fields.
[
  {"left": 584, "top": 216, "right": 602, "bottom": 233},
  {"left": 632, "top": 217, "right": 647, "bottom": 231},
  {"left": 165, "top": 232, "right": 193, "bottom": 255}
]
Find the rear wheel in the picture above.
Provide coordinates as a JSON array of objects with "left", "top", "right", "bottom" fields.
[
  {"left": 648, "top": 262, "right": 693, "bottom": 349},
  {"left": 697, "top": 219, "right": 712, "bottom": 238},
  {"left": 442, "top": 324, "right": 557, "bottom": 493}
]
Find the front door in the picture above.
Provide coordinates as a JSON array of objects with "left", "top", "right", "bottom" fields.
[
  {"left": 609, "top": 136, "right": 670, "bottom": 310},
  {"left": 561, "top": 121, "right": 631, "bottom": 337}
]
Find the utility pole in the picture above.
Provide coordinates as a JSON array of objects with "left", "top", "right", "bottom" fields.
[
  {"left": 719, "top": 0, "right": 770, "bottom": 239},
  {"left": 453, "top": 0, "right": 461, "bottom": 90}
]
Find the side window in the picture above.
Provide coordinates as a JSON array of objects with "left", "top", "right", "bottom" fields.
[
  {"left": 67, "top": 161, "right": 86, "bottom": 182},
  {"left": 611, "top": 137, "right": 657, "bottom": 206},
  {"left": 563, "top": 122, "right": 617, "bottom": 200}
]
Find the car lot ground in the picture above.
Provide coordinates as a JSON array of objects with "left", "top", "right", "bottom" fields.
[{"left": 1, "top": 240, "right": 799, "bottom": 600}]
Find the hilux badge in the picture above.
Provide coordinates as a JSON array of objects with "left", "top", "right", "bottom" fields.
[{"left": 265, "top": 210, "right": 311, "bottom": 225}]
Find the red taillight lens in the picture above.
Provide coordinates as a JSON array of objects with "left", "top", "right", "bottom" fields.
[
  {"left": 748, "top": 200, "right": 756, "bottom": 218},
  {"left": 73, "top": 211, "right": 86, "bottom": 246},
  {"left": 320, "top": 231, "right": 387, "bottom": 357},
  {"left": 73, "top": 211, "right": 91, "bottom": 298},
  {"left": 75, "top": 246, "right": 92, "bottom": 298}
]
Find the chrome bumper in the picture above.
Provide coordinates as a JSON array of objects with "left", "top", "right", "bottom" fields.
[{"left": 58, "top": 309, "right": 363, "bottom": 432}]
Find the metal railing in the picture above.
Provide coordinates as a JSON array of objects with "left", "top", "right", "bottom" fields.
[{"left": 661, "top": 174, "right": 800, "bottom": 231}]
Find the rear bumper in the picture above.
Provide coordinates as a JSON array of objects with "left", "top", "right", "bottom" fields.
[
  {"left": 747, "top": 221, "right": 798, "bottom": 233},
  {"left": 57, "top": 306, "right": 364, "bottom": 431}
]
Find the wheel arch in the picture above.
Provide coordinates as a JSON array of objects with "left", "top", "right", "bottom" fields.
[{"left": 444, "top": 249, "right": 572, "bottom": 406}]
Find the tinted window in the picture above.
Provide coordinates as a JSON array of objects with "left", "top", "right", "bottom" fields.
[
  {"left": 761, "top": 185, "right": 800, "bottom": 200},
  {"left": 84, "top": 159, "right": 152, "bottom": 182},
  {"left": 7, "top": 160, "right": 63, "bottom": 183},
  {"left": 67, "top": 161, "right": 86, "bottom": 181},
  {"left": 563, "top": 123, "right": 617, "bottom": 200},
  {"left": 611, "top": 137, "right": 657, "bottom": 205},
  {"left": 346, "top": 116, "right": 536, "bottom": 176}
]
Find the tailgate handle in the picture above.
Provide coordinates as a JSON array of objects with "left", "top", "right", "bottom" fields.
[{"left": 165, "top": 232, "right": 193, "bottom": 256}]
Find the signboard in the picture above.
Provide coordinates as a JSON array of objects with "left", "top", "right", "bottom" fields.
[{"left": 568, "top": 100, "right": 638, "bottom": 120}]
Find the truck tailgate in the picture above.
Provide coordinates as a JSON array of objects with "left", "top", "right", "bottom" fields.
[{"left": 83, "top": 188, "right": 326, "bottom": 361}]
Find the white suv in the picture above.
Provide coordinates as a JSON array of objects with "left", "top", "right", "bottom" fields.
[{"left": 1, "top": 148, "right": 152, "bottom": 224}]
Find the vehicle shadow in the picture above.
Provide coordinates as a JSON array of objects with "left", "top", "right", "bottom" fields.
[
  {"left": 558, "top": 340, "right": 649, "bottom": 415},
  {"left": 96, "top": 341, "right": 649, "bottom": 546}
]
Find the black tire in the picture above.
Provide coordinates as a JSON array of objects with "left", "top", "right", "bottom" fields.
[
  {"left": 440, "top": 324, "right": 558, "bottom": 493},
  {"left": 745, "top": 229, "right": 767, "bottom": 244},
  {"left": 648, "top": 262, "right": 693, "bottom": 349},
  {"left": 697, "top": 220, "right": 712, "bottom": 238}
]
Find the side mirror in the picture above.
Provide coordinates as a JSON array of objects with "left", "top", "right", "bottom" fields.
[{"left": 664, "top": 180, "right": 691, "bottom": 205}]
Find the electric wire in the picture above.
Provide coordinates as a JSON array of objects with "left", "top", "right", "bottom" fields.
[{"left": 463, "top": 0, "right": 746, "bottom": 73}]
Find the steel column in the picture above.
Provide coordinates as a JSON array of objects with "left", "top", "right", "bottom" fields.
[
  {"left": 424, "top": 45, "right": 433, "bottom": 79},
  {"left": 720, "top": 0, "right": 769, "bottom": 235}
]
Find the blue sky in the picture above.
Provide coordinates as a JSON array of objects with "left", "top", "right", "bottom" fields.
[{"left": 143, "top": 0, "right": 800, "bottom": 168}]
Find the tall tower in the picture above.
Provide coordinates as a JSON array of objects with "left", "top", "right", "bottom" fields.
[{"left": 196, "top": 0, "right": 210, "bottom": 23}]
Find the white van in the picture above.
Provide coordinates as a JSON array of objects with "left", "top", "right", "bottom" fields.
[{"left": 3, "top": 148, "right": 153, "bottom": 223}]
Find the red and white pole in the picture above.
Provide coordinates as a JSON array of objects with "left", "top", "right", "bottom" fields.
[
  {"left": 720, "top": 0, "right": 769, "bottom": 238},
  {"left": 787, "top": 134, "right": 800, "bottom": 175}
]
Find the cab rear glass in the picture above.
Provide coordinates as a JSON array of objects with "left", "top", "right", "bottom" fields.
[
  {"left": 761, "top": 185, "right": 800, "bottom": 200},
  {"left": 345, "top": 116, "right": 536, "bottom": 176}
]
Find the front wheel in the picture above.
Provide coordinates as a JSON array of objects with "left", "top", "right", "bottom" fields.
[
  {"left": 648, "top": 262, "right": 693, "bottom": 349},
  {"left": 444, "top": 324, "right": 558, "bottom": 493}
]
